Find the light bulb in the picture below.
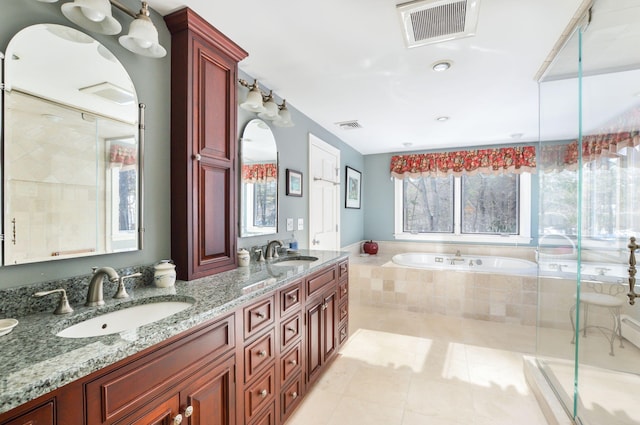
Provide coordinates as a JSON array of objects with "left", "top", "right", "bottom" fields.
[{"left": 81, "top": 6, "right": 105, "bottom": 22}]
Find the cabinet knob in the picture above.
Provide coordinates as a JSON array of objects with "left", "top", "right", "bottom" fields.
[
  {"left": 183, "top": 405, "right": 193, "bottom": 418},
  {"left": 342, "top": 287, "right": 348, "bottom": 295},
  {"left": 255, "top": 311, "right": 265, "bottom": 318},
  {"left": 192, "top": 153, "right": 202, "bottom": 161},
  {"left": 321, "top": 303, "right": 327, "bottom": 311},
  {"left": 259, "top": 389, "right": 268, "bottom": 398},
  {"left": 257, "top": 349, "right": 267, "bottom": 357},
  {"left": 291, "top": 391, "right": 298, "bottom": 399},
  {"left": 289, "top": 359, "right": 297, "bottom": 366},
  {"left": 173, "top": 414, "right": 183, "bottom": 425},
  {"left": 287, "top": 326, "right": 296, "bottom": 333},
  {"left": 288, "top": 294, "right": 297, "bottom": 302}
]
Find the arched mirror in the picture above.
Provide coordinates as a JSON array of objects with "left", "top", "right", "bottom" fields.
[
  {"left": 2, "top": 24, "right": 142, "bottom": 265},
  {"left": 240, "top": 119, "right": 278, "bottom": 237}
]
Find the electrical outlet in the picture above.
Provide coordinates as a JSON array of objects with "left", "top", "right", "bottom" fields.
[
  {"left": 286, "top": 218, "right": 294, "bottom": 231},
  {"left": 297, "top": 218, "right": 304, "bottom": 230}
]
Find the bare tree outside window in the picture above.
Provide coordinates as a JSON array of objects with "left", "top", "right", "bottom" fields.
[
  {"left": 403, "top": 176, "right": 454, "bottom": 233},
  {"left": 461, "top": 174, "right": 519, "bottom": 234}
]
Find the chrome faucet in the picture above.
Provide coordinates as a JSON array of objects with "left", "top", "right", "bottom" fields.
[
  {"left": 86, "top": 267, "right": 120, "bottom": 307},
  {"left": 265, "top": 240, "right": 283, "bottom": 260}
]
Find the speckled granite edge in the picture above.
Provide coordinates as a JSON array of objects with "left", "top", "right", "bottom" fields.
[{"left": 0, "top": 250, "right": 349, "bottom": 415}]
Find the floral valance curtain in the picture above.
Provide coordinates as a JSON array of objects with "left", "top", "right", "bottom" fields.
[
  {"left": 242, "top": 163, "right": 277, "bottom": 183},
  {"left": 540, "top": 131, "right": 640, "bottom": 171},
  {"left": 390, "top": 145, "right": 536, "bottom": 179},
  {"left": 109, "top": 144, "right": 137, "bottom": 170}
]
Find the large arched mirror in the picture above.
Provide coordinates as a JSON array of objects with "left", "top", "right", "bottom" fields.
[
  {"left": 240, "top": 119, "right": 278, "bottom": 237},
  {"left": 2, "top": 24, "right": 142, "bottom": 265}
]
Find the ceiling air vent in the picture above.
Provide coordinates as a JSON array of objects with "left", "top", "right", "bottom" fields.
[
  {"left": 397, "top": 0, "right": 480, "bottom": 48},
  {"left": 335, "top": 120, "right": 363, "bottom": 130}
]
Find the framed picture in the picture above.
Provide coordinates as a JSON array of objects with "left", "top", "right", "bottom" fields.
[
  {"left": 345, "top": 166, "right": 361, "bottom": 209},
  {"left": 286, "top": 169, "right": 303, "bottom": 197}
]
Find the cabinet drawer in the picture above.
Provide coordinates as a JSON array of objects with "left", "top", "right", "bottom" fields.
[
  {"left": 338, "top": 300, "right": 348, "bottom": 324},
  {"left": 306, "top": 266, "right": 336, "bottom": 298},
  {"left": 280, "top": 373, "right": 303, "bottom": 422},
  {"left": 244, "top": 295, "right": 275, "bottom": 340},
  {"left": 279, "top": 280, "right": 302, "bottom": 317},
  {"left": 338, "top": 280, "right": 348, "bottom": 301},
  {"left": 86, "top": 315, "right": 235, "bottom": 425},
  {"left": 244, "top": 329, "right": 275, "bottom": 383},
  {"left": 280, "top": 311, "right": 302, "bottom": 350},
  {"left": 280, "top": 341, "right": 302, "bottom": 385},
  {"left": 244, "top": 366, "right": 275, "bottom": 423},
  {"left": 249, "top": 401, "right": 275, "bottom": 425},
  {"left": 338, "top": 260, "right": 348, "bottom": 279},
  {"left": 339, "top": 322, "right": 349, "bottom": 345},
  {"left": 3, "top": 401, "right": 54, "bottom": 425}
]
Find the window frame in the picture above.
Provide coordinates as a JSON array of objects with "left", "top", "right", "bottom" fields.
[{"left": 394, "top": 173, "right": 532, "bottom": 244}]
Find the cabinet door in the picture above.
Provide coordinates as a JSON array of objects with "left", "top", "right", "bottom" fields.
[
  {"left": 180, "top": 355, "right": 236, "bottom": 425},
  {"left": 322, "top": 291, "right": 337, "bottom": 362},
  {"left": 306, "top": 300, "right": 323, "bottom": 383}
]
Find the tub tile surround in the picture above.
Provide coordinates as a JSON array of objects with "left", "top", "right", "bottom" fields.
[
  {"left": 0, "top": 250, "right": 348, "bottom": 415},
  {"left": 346, "top": 241, "right": 538, "bottom": 325}
]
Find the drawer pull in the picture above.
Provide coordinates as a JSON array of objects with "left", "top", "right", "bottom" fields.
[
  {"left": 342, "top": 287, "right": 348, "bottom": 295},
  {"left": 183, "top": 405, "right": 193, "bottom": 418},
  {"left": 173, "top": 414, "right": 183, "bottom": 425},
  {"left": 287, "top": 326, "right": 296, "bottom": 332},
  {"left": 288, "top": 294, "right": 297, "bottom": 302},
  {"left": 257, "top": 349, "right": 267, "bottom": 357},
  {"left": 289, "top": 359, "right": 297, "bottom": 366},
  {"left": 259, "top": 389, "right": 268, "bottom": 398},
  {"left": 291, "top": 391, "right": 298, "bottom": 399},
  {"left": 255, "top": 311, "right": 265, "bottom": 318}
]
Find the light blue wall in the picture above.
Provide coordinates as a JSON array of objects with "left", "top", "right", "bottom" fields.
[
  {"left": 363, "top": 147, "right": 540, "bottom": 247},
  {"left": 236, "top": 72, "right": 364, "bottom": 251},
  {"left": 0, "top": 2, "right": 365, "bottom": 289}
]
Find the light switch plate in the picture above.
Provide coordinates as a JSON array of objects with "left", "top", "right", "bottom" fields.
[
  {"left": 297, "top": 218, "right": 304, "bottom": 230},
  {"left": 286, "top": 218, "right": 294, "bottom": 231}
]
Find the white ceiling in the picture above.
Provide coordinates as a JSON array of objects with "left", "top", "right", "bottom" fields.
[{"left": 147, "top": 0, "right": 638, "bottom": 155}]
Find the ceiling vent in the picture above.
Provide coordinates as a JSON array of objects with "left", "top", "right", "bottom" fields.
[
  {"left": 397, "top": 0, "right": 480, "bottom": 48},
  {"left": 335, "top": 120, "right": 363, "bottom": 130}
]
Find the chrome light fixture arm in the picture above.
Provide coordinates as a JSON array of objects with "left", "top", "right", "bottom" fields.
[{"left": 238, "top": 79, "right": 294, "bottom": 127}]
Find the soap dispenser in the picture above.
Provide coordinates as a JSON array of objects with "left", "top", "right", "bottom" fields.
[{"left": 289, "top": 232, "right": 298, "bottom": 250}]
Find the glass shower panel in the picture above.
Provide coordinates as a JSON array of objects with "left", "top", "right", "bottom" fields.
[{"left": 536, "top": 25, "right": 582, "bottom": 419}]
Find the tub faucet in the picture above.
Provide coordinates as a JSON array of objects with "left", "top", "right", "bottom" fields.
[
  {"left": 455, "top": 250, "right": 462, "bottom": 257},
  {"left": 86, "top": 267, "right": 120, "bottom": 307},
  {"left": 266, "top": 240, "right": 283, "bottom": 260}
]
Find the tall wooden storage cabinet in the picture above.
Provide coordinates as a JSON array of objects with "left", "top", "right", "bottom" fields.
[{"left": 165, "top": 8, "right": 248, "bottom": 280}]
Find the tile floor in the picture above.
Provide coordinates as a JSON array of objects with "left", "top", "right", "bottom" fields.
[{"left": 286, "top": 304, "right": 548, "bottom": 425}]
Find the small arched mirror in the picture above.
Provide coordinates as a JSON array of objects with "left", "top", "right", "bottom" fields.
[
  {"left": 3, "top": 24, "right": 141, "bottom": 265},
  {"left": 240, "top": 119, "right": 278, "bottom": 237}
]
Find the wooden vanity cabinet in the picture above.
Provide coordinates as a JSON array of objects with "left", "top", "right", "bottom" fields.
[
  {"left": 0, "top": 261, "right": 348, "bottom": 425},
  {"left": 164, "top": 7, "right": 248, "bottom": 280}
]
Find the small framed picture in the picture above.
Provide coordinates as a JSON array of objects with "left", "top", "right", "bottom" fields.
[
  {"left": 286, "top": 169, "right": 303, "bottom": 197},
  {"left": 345, "top": 166, "right": 361, "bottom": 209}
]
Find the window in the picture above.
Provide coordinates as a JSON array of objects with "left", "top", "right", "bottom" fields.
[{"left": 395, "top": 173, "right": 531, "bottom": 243}]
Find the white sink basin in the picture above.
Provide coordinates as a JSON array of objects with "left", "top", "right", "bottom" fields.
[
  {"left": 57, "top": 301, "right": 193, "bottom": 338},
  {"left": 272, "top": 256, "right": 318, "bottom": 267}
]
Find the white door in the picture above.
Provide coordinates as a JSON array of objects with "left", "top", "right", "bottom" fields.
[{"left": 308, "top": 134, "right": 340, "bottom": 251}]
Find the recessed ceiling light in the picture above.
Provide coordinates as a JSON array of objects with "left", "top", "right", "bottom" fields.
[
  {"left": 510, "top": 133, "right": 524, "bottom": 139},
  {"left": 403, "top": 142, "right": 413, "bottom": 147},
  {"left": 436, "top": 116, "right": 449, "bottom": 122},
  {"left": 432, "top": 60, "right": 452, "bottom": 72}
]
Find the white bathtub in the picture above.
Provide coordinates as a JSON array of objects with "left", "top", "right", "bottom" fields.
[{"left": 391, "top": 252, "right": 537, "bottom": 276}]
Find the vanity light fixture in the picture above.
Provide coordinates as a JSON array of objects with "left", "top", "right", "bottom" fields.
[
  {"left": 238, "top": 79, "right": 294, "bottom": 128},
  {"left": 37, "top": 0, "right": 166, "bottom": 58}
]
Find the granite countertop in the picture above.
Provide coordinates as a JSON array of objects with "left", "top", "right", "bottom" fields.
[{"left": 0, "top": 250, "right": 348, "bottom": 415}]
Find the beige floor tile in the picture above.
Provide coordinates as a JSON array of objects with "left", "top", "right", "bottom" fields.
[
  {"left": 328, "top": 395, "right": 404, "bottom": 425},
  {"left": 401, "top": 410, "right": 468, "bottom": 425},
  {"left": 343, "top": 364, "right": 411, "bottom": 407}
]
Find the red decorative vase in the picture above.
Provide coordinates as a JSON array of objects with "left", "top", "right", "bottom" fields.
[{"left": 363, "top": 240, "right": 379, "bottom": 255}]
